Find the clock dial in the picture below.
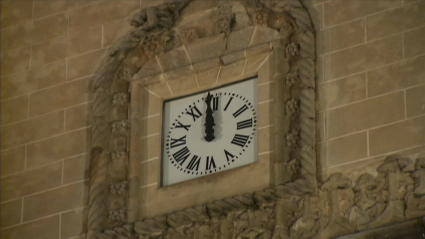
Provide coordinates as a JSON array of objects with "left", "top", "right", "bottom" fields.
[{"left": 162, "top": 78, "right": 258, "bottom": 186}]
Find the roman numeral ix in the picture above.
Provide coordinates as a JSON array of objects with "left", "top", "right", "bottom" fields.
[
  {"left": 231, "top": 134, "right": 249, "bottom": 147},
  {"left": 186, "top": 106, "right": 202, "bottom": 121},
  {"left": 237, "top": 118, "right": 253, "bottom": 130}
]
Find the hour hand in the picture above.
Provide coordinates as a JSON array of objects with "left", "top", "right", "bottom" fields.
[{"left": 204, "top": 92, "right": 215, "bottom": 142}]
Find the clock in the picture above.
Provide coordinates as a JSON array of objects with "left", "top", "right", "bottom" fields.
[{"left": 161, "top": 78, "right": 258, "bottom": 186}]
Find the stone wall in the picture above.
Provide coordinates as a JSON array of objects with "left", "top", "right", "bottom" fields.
[{"left": 0, "top": 0, "right": 424, "bottom": 238}]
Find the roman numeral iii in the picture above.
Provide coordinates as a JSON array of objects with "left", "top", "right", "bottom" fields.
[
  {"left": 231, "top": 134, "right": 249, "bottom": 147},
  {"left": 186, "top": 106, "right": 202, "bottom": 121},
  {"left": 233, "top": 105, "right": 248, "bottom": 118},
  {"left": 237, "top": 118, "right": 252, "bottom": 130}
]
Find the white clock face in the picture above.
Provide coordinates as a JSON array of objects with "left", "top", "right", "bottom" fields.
[{"left": 161, "top": 78, "right": 258, "bottom": 186}]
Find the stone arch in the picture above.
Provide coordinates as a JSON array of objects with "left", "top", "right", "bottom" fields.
[{"left": 88, "top": 0, "right": 316, "bottom": 238}]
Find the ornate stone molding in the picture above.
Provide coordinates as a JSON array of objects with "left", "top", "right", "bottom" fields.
[{"left": 88, "top": 0, "right": 324, "bottom": 238}]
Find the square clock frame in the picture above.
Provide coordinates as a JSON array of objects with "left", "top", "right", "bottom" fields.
[{"left": 87, "top": 1, "right": 317, "bottom": 237}]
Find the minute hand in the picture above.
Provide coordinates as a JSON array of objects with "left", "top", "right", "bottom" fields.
[{"left": 204, "top": 92, "right": 215, "bottom": 142}]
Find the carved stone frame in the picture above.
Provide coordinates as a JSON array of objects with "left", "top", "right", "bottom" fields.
[{"left": 88, "top": 0, "right": 317, "bottom": 238}]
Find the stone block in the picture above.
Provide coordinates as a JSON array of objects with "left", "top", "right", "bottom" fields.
[
  {"left": 140, "top": 134, "right": 161, "bottom": 161},
  {"left": 258, "top": 82, "right": 272, "bottom": 103},
  {"left": 33, "top": 0, "right": 96, "bottom": 19},
  {"left": 145, "top": 81, "right": 172, "bottom": 97},
  {"left": 406, "top": 84, "right": 425, "bottom": 118},
  {"left": 258, "top": 101, "right": 271, "bottom": 128},
  {"left": 1, "top": 199, "right": 22, "bottom": 228},
  {"left": 67, "top": 49, "right": 107, "bottom": 81},
  {"left": 318, "top": 73, "right": 366, "bottom": 110},
  {"left": 244, "top": 52, "right": 270, "bottom": 76},
  {"left": 366, "top": 2, "right": 425, "bottom": 41},
  {"left": 0, "top": 47, "right": 30, "bottom": 76},
  {"left": 69, "top": 0, "right": 139, "bottom": 32},
  {"left": 29, "top": 77, "right": 91, "bottom": 117},
  {"left": 158, "top": 46, "right": 191, "bottom": 72},
  {"left": 404, "top": 26, "right": 425, "bottom": 58},
  {"left": 369, "top": 116, "right": 425, "bottom": 156},
  {"left": 258, "top": 126, "right": 272, "bottom": 153},
  {"left": 61, "top": 207, "right": 88, "bottom": 239},
  {"left": 0, "top": 0, "right": 33, "bottom": 28},
  {"left": 193, "top": 58, "right": 221, "bottom": 72},
  {"left": 249, "top": 26, "right": 279, "bottom": 48},
  {"left": 317, "top": 111, "right": 326, "bottom": 143},
  {"left": 246, "top": 43, "right": 271, "bottom": 58},
  {"left": 328, "top": 132, "right": 368, "bottom": 167},
  {"left": 140, "top": 159, "right": 160, "bottom": 187},
  {"left": 103, "top": 18, "right": 133, "bottom": 47},
  {"left": 367, "top": 55, "right": 425, "bottom": 97},
  {"left": 1, "top": 60, "right": 66, "bottom": 100},
  {"left": 329, "top": 34, "right": 402, "bottom": 80},
  {"left": 317, "top": 142, "right": 327, "bottom": 172},
  {"left": 1, "top": 95, "right": 28, "bottom": 125},
  {"left": 187, "top": 34, "right": 226, "bottom": 63},
  {"left": 0, "top": 162, "right": 62, "bottom": 201},
  {"left": 26, "top": 128, "right": 89, "bottom": 169},
  {"left": 65, "top": 102, "right": 92, "bottom": 132},
  {"left": 1, "top": 146, "right": 26, "bottom": 176},
  {"left": 23, "top": 182, "right": 88, "bottom": 221},
  {"left": 63, "top": 154, "right": 90, "bottom": 185},
  {"left": 328, "top": 91, "right": 405, "bottom": 138},
  {"left": 328, "top": 18, "right": 365, "bottom": 52},
  {"left": 324, "top": 0, "right": 402, "bottom": 27},
  {"left": 226, "top": 27, "right": 255, "bottom": 53},
  {"left": 135, "top": 58, "right": 163, "bottom": 80},
  {"left": 1, "top": 111, "right": 64, "bottom": 149},
  {"left": 1, "top": 12, "right": 68, "bottom": 52},
  {"left": 1, "top": 215, "right": 59, "bottom": 239},
  {"left": 196, "top": 67, "right": 220, "bottom": 86},
  {"left": 32, "top": 27, "right": 102, "bottom": 67},
  {"left": 221, "top": 50, "right": 245, "bottom": 65},
  {"left": 218, "top": 60, "right": 245, "bottom": 83},
  {"left": 165, "top": 66, "right": 194, "bottom": 81},
  {"left": 167, "top": 74, "right": 198, "bottom": 95},
  {"left": 139, "top": 115, "right": 161, "bottom": 138}
]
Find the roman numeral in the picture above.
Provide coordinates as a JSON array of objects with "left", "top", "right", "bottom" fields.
[
  {"left": 233, "top": 105, "right": 248, "bottom": 118},
  {"left": 206, "top": 156, "right": 216, "bottom": 170},
  {"left": 172, "top": 146, "right": 191, "bottom": 165},
  {"left": 212, "top": 97, "right": 219, "bottom": 110},
  {"left": 175, "top": 121, "right": 190, "bottom": 131},
  {"left": 224, "top": 97, "right": 233, "bottom": 111},
  {"left": 224, "top": 150, "right": 235, "bottom": 162},
  {"left": 186, "top": 106, "right": 202, "bottom": 121},
  {"left": 231, "top": 134, "right": 249, "bottom": 147},
  {"left": 170, "top": 135, "right": 186, "bottom": 148},
  {"left": 186, "top": 155, "right": 201, "bottom": 170},
  {"left": 237, "top": 118, "right": 253, "bottom": 130}
]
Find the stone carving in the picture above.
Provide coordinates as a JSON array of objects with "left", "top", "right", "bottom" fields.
[
  {"left": 109, "top": 181, "right": 128, "bottom": 196},
  {"left": 285, "top": 99, "right": 300, "bottom": 117},
  {"left": 88, "top": 0, "right": 319, "bottom": 238},
  {"left": 285, "top": 129, "right": 300, "bottom": 149},
  {"left": 285, "top": 70, "right": 299, "bottom": 87}
]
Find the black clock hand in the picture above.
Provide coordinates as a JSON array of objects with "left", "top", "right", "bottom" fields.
[{"left": 204, "top": 92, "right": 215, "bottom": 142}]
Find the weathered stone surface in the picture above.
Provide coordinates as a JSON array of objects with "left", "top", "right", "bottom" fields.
[
  {"left": 134, "top": 58, "right": 163, "bottom": 80},
  {"left": 67, "top": 49, "right": 107, "bottom": 80},
  {"left": 186, "top": 34, "right": 226, "bottom": 63},
  {"left": 1, "top": 215, "right": 59, "bottom": 239},
  {"left": 1, "top": 95, "right": 28, "bottom": 125},
  {"left": 61, "top": 207, "right": 88, "bottom": 239},
  {"left": 1, "top": 146, "right": 26, "bottom": 176},
  {"left": 23, "top": 182, "right": 88, "bottom": 221},
  {"left": 63, "top": 154, "right": 90, "bottom": 184},
  {"left": 328, "top": 91, "right": 405, "bottom": 138},
  {"left": 328, "top": 18, "right": 365, "bottom": 52},
  {"left": 328, "top": 132, "right": 368, "bottom": 167},
  {"left": 1, "top": 199, "right": 22, "bottom": 228},
  {"left": 249, "top": 26, "right": 279, "bottom": 47},
  {"left": 225, "top": 26, "right": 255, "bottom": 53},
  {"left": 406, "top": 84, "right": 425, "bottom": 118},
  {"left": 0, "top": 0, "right": 33, "bottom": 28},
  {"left": 0, "top": 47, "right": 30, "bottom": 76},
  {"left": 65, "top": 103, "right": 92, "bottom": 131},
  {"left": 157, "top": 46, "right": 191, "bottom": 71},
  {"left": 404, "top": 26, "right": 425, "bottom": 58},
  {"left": 221, "top": 50, "right": 245, "bottom": 65},
  {"left": 192, "top": 58, "right": 221, "bottom": 72}
]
